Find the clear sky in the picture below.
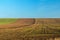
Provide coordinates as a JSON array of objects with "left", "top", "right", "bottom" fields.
[{"left": 0, "top": 0, "right": 60, "bottom": 18}]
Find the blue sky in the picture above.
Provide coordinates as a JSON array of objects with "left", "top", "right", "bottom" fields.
[{"left": 0, "top": 0, "right": 60, "bottom": 18}]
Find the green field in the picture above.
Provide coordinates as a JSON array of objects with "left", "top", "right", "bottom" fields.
[
  {"left": 0, "top": 18, "right": 60, "bottom": 40},
  {"left": 0, "top": 18, "right": 17, "bottom": 24}
]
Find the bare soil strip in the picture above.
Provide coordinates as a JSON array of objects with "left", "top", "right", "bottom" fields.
[{"left": 0, "top": 19, "right": 35, "bottom": 28}]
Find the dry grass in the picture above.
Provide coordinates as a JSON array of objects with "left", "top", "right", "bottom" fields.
[{"left": 0, "top": 18, "right": 60, "bottom": 40}]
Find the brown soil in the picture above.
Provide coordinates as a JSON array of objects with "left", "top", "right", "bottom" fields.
[{"left": 0, "top": 19, "right": 35, "bottom": 28}]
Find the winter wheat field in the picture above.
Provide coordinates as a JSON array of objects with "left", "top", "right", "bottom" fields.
[{"left": 0, "top": 18, "right": 60, "bottom": 40}]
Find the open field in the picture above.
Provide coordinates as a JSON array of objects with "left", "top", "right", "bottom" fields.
[
  {"left": 0, "top": 18, "right": 35, "bottom": 28},
  {"left": 0, "top": 18, "right": 60, "bottom": 40},
  {"left": 0, "top": 18, "right": 17, "bottom": 24}
]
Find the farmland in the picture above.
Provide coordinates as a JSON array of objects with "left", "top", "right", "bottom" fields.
[
  {"left": 0, "top": 18, "right": 60, "bottom": 40},
  {"left": 0, "top": 18, "right": 17, "bottom": 24}
]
